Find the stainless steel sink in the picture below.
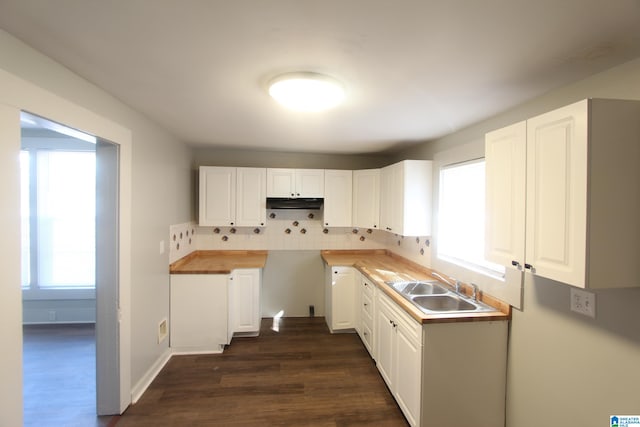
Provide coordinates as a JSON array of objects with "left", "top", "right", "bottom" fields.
[
  {"left": 412, "top": 294, "right": 477, "bottom": 312},
  {"left": 387, "top": 281, "right": 448, "bottom": 295},
  {"left": 385, "top": 279, "right": 497, "bottom": 314}
]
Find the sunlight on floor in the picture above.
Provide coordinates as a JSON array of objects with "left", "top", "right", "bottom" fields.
[{"left": 271, "top": 310, "right": 284, "bottom": 332}]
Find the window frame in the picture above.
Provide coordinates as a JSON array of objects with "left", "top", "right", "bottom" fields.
[
  {"left": 436, "top": 158, "right": 505, "bottom": 278},
  {"left": 21, "top": 136, "right": 97, "bottom": 301},
  {"left": 430, "top": 141, "right": 514, "bottom": 305}
]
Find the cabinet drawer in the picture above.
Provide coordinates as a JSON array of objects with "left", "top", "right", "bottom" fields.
[
  {"left": 362, "top": 277, "right": 375, "bottom": 298},
  {"left": 361, "top": 320, "right": 374, "bottom": 355},
  {"left": 362, "top": 291, "right": 374, "bottom": 319}
]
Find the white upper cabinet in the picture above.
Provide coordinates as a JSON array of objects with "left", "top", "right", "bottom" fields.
[
  {"left": 485, "top": 121, "right": 527, "bottom": 307},
  {"left": 352, "top": 169, "right": 380, "bottom": 229},
  {"left": 485, "top": 121, "right": 526, "bottom": 267},
  {"left": 379, "top": 160, "right": 432, "bottom": 236},
  {"left": 199, "top": 166, "right": 236, "bottom": 226},
  {"left": 486, "top": 98, "right": 640, "bottom": 289},
  {"left": 236, "top": 167, "right": 266, "bottom": 227},
  {"left": 199, "top": 166, "right": 266, "bottom": 227},
  {"left": 526, "top": 101, "right": 589, "bottom": 287},
  {"left": 323, "top": 169, "right": 352, "bottom": 227},
  {"left": 266, "top": 168, "right": 324, "bottom": 198},
  {"left": 296, "top": 169, "right": 325, "bottom": 197}
]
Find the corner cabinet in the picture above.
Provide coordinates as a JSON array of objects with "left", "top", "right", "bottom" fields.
[
  {"left": 323, "top": 169, "right": 352, "bottom": 227},
  {"left": 229, "top": 268, "right": 261, "bottom": 336},
  {"left": 170, "top": 274, "right": 230, "bottom": 353},
  {"left": 199, "top": 166, "right": 266, "bottom": 227},
  {"left": 266, "top": 168, "right": 324, "bottom": 198},
  {"left": 379, "top": 160, "right": 432, "bottom": 236},
  {"left": 324, "top": 266, "right": 356, "bottom": 333},
  {"left": 352, "top": 168, "right": 380, "bottom": 229},
  {"left": 486, "top": 99, "right": 640, "bottom": 289}
]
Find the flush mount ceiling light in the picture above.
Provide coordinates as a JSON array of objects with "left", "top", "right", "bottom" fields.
[{"left": 268, "top": 72, "right": 345, "bottom": 112}]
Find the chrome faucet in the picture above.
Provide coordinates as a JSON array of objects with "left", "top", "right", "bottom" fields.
[
  {"left": 431, "top": 272, "right": 461, "bottom": 293},
  {"left": 469, "top": 283, "right": 479, "bottom": 301}
]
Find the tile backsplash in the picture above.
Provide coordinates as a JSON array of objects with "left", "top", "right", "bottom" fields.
[
  {"left": 170, "top": 209, "right": 432, "bottom": 268},
  {"left": 169, "top": 222, "right": 197, "bottom": 264}
]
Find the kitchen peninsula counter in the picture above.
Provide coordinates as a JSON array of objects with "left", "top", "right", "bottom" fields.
[{"left": 170, "top": 250, "right": 268, "bottom": 274}]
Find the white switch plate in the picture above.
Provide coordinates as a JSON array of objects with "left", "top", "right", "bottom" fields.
[
  {"left": 570, "top": 288, "right": 596, "bottom": 318},
  {"left": 159, "top": 240, "right": 165, "bottom": 255}
]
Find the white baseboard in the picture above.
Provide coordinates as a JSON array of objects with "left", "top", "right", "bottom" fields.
[
  {"left": 130, "top": 347, "right": 172, "bottom": 404},
  {"left": 170, "top": 348, "right": 225, "bottom": 356}
]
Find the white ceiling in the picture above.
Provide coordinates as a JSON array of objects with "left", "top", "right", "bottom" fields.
[{"left": 1, "top": 1, "right": 640, "bottom": 154}]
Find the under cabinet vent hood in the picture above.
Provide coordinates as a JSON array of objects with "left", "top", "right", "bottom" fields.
[{"left": 266, "top": 197, "right": 324, "bottom": 210}]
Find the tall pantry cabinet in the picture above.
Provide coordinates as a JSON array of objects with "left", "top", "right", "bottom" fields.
[{"left": 485, "top": 98, "right": 640, "bottom": 289}]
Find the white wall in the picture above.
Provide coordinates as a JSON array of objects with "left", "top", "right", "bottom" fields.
[
  {"left": 396, "top": 57, "right": 640, "bottom": 427},
  {"left": 0, "top": 28, "right": 192, "bottom": 421},
  {"left": 0, "top": 105, "right": 24, "bottom": 427}
]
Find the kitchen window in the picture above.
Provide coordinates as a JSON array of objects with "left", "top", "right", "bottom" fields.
[
  {"left": 437, "top": 159, "right": 504, "bottom": 277},
  {"left": 21, "top": 148, "right": 96, "bottom": 294}
]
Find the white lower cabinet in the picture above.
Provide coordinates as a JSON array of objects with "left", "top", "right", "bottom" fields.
[
  {"left": 358, "top": 275, "right": 375, "bottom": 358},
  {"left": 374, "top": 289, "right": 508, "bottom": 427},
  {"left": 170, "top": 274, "right": 230, "bottom": 353},
  {"left": 324, "top": 266, "right": 357, "bottom": 333},
  {"left": 229, "top": 268, "right": 261, "bottom": 336},
  {"left": 171, "top": 269, "right": 262, "bottom": 353},
  {"left": 376, "top": 291, "right": 422, "bottom": 426}
]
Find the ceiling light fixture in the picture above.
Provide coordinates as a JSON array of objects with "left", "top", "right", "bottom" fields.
[{"left": 268, "top": 72, "right": 345, "bottom": 112}]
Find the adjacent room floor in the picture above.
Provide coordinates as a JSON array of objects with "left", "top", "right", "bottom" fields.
[
  {"left": 22, "top": 323, "right": 113, "bottom": 427},
  {"left": 115, "top": 317, "right": 408, "bottom": 426}
]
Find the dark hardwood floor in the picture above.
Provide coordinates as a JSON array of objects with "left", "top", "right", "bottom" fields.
[
  {"left": 23, "top": 323, "right": 114, "bottom": 427},
  {"left": 115, "top": 317, "right": 408, "bottom": 427}
]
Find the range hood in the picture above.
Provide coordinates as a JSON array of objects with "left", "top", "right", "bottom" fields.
[{"left": 266, "top": 197, "right": 324, "bottom": 209}]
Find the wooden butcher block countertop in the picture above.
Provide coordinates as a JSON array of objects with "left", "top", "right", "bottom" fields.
[
  {"left": 322, "top": 249, "right": 511, "bottom": 324},
  {"left": 170, "top": 250, "right": 268, "bottom": 274}
]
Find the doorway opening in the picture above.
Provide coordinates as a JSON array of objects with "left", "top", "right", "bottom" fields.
[{"left": 20, "top": 111, "right": 120, "bottom": 425}]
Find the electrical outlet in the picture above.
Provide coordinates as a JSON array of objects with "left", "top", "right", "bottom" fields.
[
  {"left": 570, "top": 288, "right": 596, "bottom": 318},
  {"left": 158, "top": 318, "right": 168, "bottom": 344}
]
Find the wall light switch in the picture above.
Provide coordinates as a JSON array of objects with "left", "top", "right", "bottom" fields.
[
  {"left": 160, "top": 240, "right": 165, "bottom": 255},
  {"left": 570, "top": 288, "right": 596, "bottom": 318}
]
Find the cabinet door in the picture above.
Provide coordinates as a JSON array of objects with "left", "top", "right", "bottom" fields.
[
  {"left": 526, "top": 101, "right": 588, "bottom": 286},
  {"left": 485, "top": 121, "right": 526, "bottom": 268},
  {"left": 352, "top": 169, "right": 380, "bottom": 229},
  {"left": 394, "top": 321, "right": 422, "bottom": 427},
  {"left": 296, "top": 169, "right": 325, "bottom": 197},
  {"left": 379, "top": 165, "right": 395, "bottom": 232},
  {"left": 230, "top": 269, "right": 261, "bottom": 334},
  {"left": 170, "top": 274, "right": 229, "bottom": 351},
  {"left": 400, "top": 160, "right": 432, "bottom": 236},
  {"left": 375, "top": 297, "right": 395, "bottom": 388},
  {"left": 328, "top": 267, "right": 356, "bottom": 331},
  {"left": 236, "top": 168, "right": 266, "bottom": 227},
  {"left": 266, "top": 168, "right": 296, "bottom": 197},
  {"left": 387, "top": 163, "right": 403, "bottom": 233},
  {"left": 199, "top": 167, "right": 236, "bottom": 226},
  {"left": 324, "top": 170, "right": 352, "bottom": 227}
]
